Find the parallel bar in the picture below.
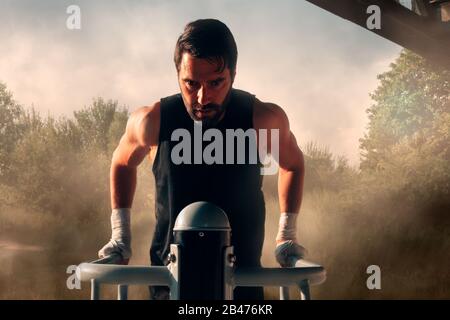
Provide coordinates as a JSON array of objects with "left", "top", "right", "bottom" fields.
[
  {"left": 79, "top": 257, "right": 326, "bottom": 300},
  {"left": 299, "top": 280, "right": 311, "bottom": 300},
  {"left": 118, "top": 285, "right": 128, "bottom": 300},
  {"left": 234, "top": 265, "right": 326, "bottom": 287},
  {"left": 78, "top": 264, "right": 172, "bottom": 286},
  {"left": 279, "top": 256, "right": 298, "bottom": 300},
  {"left": 91, "top": 279, "right": 100, "bottom": 300},
  {"left": 280, "top": 286, "right": 290, "bottom": 300},
  {"left": 168, "top": 244, "right": 180, "bottom": 300},
  {"left": 223, "top": 246, "right": 234, "bottom": 300}
]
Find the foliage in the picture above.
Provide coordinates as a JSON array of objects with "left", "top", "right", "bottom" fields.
[
  {"left": 0, "top": 47, "right": 449, "bottom": 298},
  {"left": 360, "top": 50, "right": 449, "bottom": 173}
]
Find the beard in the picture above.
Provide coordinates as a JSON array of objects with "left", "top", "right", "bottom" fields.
[{"left": 185, "top": 89, "right": 232, "bottom": 129}]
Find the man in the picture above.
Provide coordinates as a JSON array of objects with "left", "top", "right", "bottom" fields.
[{"left": 98, "top": 19, "right": 306, "bottom": 300}]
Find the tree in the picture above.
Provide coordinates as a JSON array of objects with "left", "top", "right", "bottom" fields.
[
  {"left": 74, "top": 98, "right": 128, "bottom": 153},
  {"left": 359, "top": 50, "right": 449, "bottom": 172},
  {"left": 0, "top": 83, "right": 27, "bottom": 181},
  {"left": 303, "top": 141, "right": 355, "bottom": 192}
]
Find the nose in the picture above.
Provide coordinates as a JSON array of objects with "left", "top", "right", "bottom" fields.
[{"left": 197, "top": 85, "right": 211, "bottom": 106}]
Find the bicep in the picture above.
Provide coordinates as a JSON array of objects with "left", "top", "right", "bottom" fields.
[
  {"left": 254, "top": 100, "right": 303, "bottom": 171},
  {"left": 112, "top": 135, "right": 150, "bottom": 168},
  {"left": 279, "top": 131, "right": 304, "bottom": 172},
  {"left": 271, "top": 107, "right": 303, "bottom": 171}
]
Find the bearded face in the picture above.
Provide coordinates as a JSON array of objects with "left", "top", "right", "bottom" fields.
[{"left": 178, "top": 52, "right": 234, "bottom": 128}]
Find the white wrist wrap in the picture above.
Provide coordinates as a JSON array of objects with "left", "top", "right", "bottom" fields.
[
  {"left": 276, "top": 212, "right": 298, "bottom": 242},
  {"left": 111, "top": 208, "right": 131, "bottom": 244}
]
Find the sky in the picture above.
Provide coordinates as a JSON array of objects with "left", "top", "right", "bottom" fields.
[{"left": 0, "top": 0, "right": 402, "bottom": 164}]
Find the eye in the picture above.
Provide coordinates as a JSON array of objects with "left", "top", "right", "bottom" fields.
[
  {"left": 185, "top": 80, "right": 198, "bottom": 88},
  {"left": 209, "top": 80, "right": 222, "bottom": 87}
]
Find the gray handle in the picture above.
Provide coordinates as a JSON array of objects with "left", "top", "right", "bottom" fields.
[
  {"left": 86, "top": 253, "right": 128, "bottom": 300},
  {"left": 279, "top": 256, "right": 299, "bottom": 300},
  {"left": 90, "top": 253, "right": 124, "bottom": 264}
]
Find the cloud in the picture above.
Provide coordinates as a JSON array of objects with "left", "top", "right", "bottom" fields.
[{"left": 0, "top": 0, "right": 401, "bottom": 164}]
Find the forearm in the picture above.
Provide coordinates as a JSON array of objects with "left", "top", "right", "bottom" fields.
[
  {"left": 278, "top": 163, "right": 304, "bottom": 214},
  {"left": 110, "top": 162, "right": 137, "bottom": 209},
  {"left": 99, "top": 162, "right": 135, "bottom": 261},
  {"left": 276, "top": 165, "right": 304, "bottom": 245}
]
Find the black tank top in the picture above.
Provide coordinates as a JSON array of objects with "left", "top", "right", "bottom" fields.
[{"left": 151, "top": 89, "right": 266, "bottom": 267}]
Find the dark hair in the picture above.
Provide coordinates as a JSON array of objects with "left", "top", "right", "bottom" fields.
[{"left": 174, "top": 19, "right": 238, "bottom": 75}]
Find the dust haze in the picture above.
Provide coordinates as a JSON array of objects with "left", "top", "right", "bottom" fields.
[
  {"left": 1, "top": 1, "right": 448, "bottom": 300},
  {"left": 0, "top": 0, "right": 401, "bottom": 165}
]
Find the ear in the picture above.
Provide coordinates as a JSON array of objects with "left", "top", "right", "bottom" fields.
[{"left": 231, "top": 69, "right": 237, "bottom": 83}]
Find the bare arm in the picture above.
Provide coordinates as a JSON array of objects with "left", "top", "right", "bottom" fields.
[
  {"left": 98, "top": 103, "right": 160, "bottom": 261},
  {"left": 254, "top": 100, "right": 304, "bottom": 213},
  {"left": 110, "top": 102, "right": 160, "bottom": 209},
  {"left": 254, "top": 100, "right": 305, "bottom": 244},
  {"left": 277, "top": 115, "right": 305, "bottom": 215}
]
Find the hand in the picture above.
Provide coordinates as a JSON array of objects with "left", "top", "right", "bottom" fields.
[
  {"left": 97, "top": 208, "right": 132, "bottom": 265},
  {"left": 275, "top": 240, "right": 307, "bottom": 267},
  {"left": 98, "top": 239, "right": 131, "bottom": 265}
]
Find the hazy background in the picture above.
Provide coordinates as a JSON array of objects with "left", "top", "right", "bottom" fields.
[
  {"left": 0, "top": 0, "right": 402, "bottom": 164},
  {"left": 1, "top": 0, "right": 448, "bottom": 300}
]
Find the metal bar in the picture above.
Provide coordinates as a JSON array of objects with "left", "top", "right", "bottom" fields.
[
  {"left": 234, "top": 265, "right": 326, "bottom": 287},
  {"left": 223, "top": 246, "right": 234, "bottom": 300},
  {"left": 168, "top": 244, "right": 180, "bottom": 300},
  {"left": 299, "top": 280, "right": 311, "bottom": 300},
  {"left": 280, "top": 286, "right": 290, "bottom": 300},
  {"left": 80, "top": 257, "right": 325, "bottom": 300},
  {"left": 78, "top": 264, "right": 172, "bottom": 286},
  {"left": 118, "top": 285, "right": 128, "bottom": 300},
  {"left": 91, "top": 279, "right": 100, "bottom": 300},
  {"left": 279, "top": 256, "right": 298, "bottom": 300}
]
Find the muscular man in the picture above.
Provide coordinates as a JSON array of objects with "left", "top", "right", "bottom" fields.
[{"left": 98, "top": 19, "right": 306, "bottom": 300}]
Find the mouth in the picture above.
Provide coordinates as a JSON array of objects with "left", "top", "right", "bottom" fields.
[
  {"left": 193, "top": 106, "right": 214, "bottom": 111},
  {"left": 194, "top": 110, "right": 213, "bottom": 119},
  {"left": 193, "top": 106, "right": 216, "bottom": 118}
]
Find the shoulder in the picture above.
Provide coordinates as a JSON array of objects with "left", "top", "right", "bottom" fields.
[
  {"left": 253, "top": 98, "right": 289, "bottom": 130},
  {"left": 127, "top": 101, "right": 160, "bottom": 147},
  {"left": 129, "top": 101, "right": 160, "bottom": 123}
]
